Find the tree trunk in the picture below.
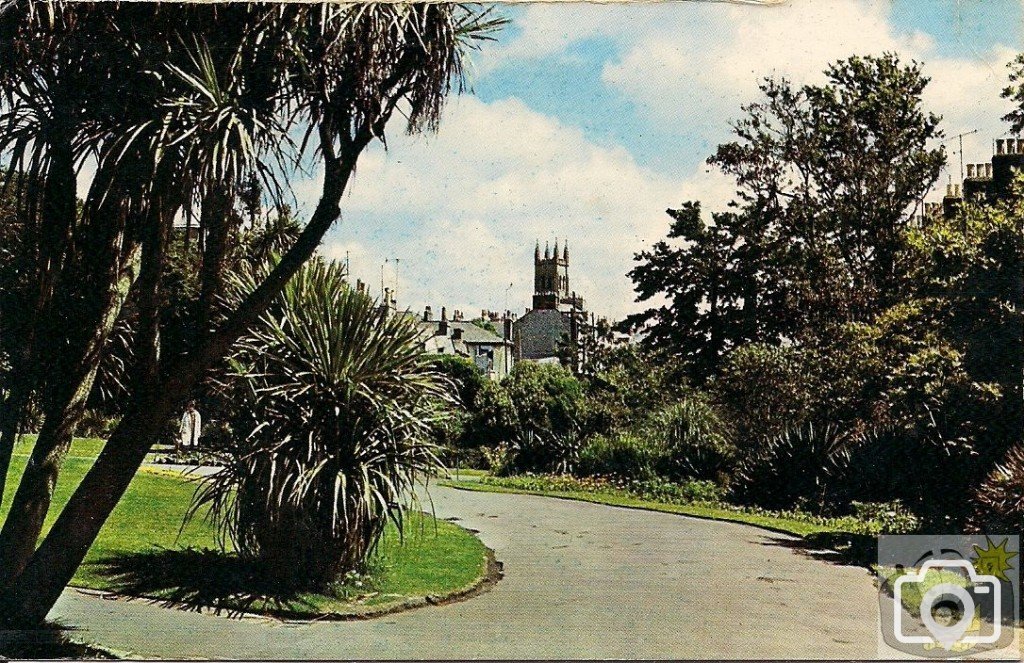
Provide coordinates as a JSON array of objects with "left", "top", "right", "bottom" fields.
[
  {"left": 0, "top": 125, "right": 78, "bottom": 505},
  {"left": 0, "top": 148, "right": 354, "bottom": 627},
  {"left": 0, "top": 238, "right": 138, "bottom": 587}
]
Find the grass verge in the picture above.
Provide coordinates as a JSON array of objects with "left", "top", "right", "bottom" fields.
[
  {"left": 441, "top": 474, "right": 883, "bottom": 568},
  {"left": 442, "top": 477, "right": 836, "bottom": 537},
  {"left": 3, "top": 437, "right": 492, "bottom": 621}
]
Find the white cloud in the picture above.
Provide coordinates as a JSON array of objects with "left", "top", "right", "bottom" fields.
[
  {"left": 314, "top": 96, "right": 690, "bottom": 321},
  {"left": 597, "top": 0, "right": 1015, "bottom": 201},
  {"left": 303, "top": 0, "right": 1021, "bottom": 323}
]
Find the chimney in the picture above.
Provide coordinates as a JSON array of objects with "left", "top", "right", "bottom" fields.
[
  {"left": 997, "top": 139, "right": 1006, "bottom": 155},
  {"left": 967, "top": 164, "right": 976, "bottom": 179},
  {"left": 946, "top": 183, "right": 954, "bottom": 197},
  {"left": 1009, "top": 140, "right": 1017, "bottom": 155},
  {"left": 954, "top": 183, "right": 962, "bottom": 197},
  {"left": 503, "top": 317, "right": 513, "bottom": 341},
  {"left": 439, "top": 307, "right": 448, "bottom": 336},
  {"left": 985, "top": 163, "right": 993, "bottom": 178},
  {"left": 1017, "top": 139, "right": 1024, "bottom": 153},
  {"left": 423, "top": 305, "right": 433, "bottom": 322}
]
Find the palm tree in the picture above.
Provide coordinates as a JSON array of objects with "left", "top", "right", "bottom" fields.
[
  {"left": 0, "top": 2, "right": 502, "bottom": 628},
  {"left": 196, "top": 259, "right": 449, "bottom": 590}
]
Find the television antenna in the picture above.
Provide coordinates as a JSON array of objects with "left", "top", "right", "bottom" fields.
[{"left": 942, "top": 129, "right": 979, "bottom": 182}]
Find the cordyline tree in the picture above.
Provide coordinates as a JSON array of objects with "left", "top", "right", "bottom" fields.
[{"left": 0, "top": 1, "right": 501, "bottom": 627}]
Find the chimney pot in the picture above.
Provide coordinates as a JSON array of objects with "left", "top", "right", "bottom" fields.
[
  {"left": 423, "top": 306, "right": 433, "bottom": 322},
  {"left": 954, "top": 183, "right": 962, "bottom": 196},
  {"left": 985, "top": 163, "right": 993, "bottom": 178},
  {"left": 997, "top": 139, "right": 1006, "bottom": 155},
  {"left": 1017, "top": 139, "right": 1024, "bottom": 153},
  {"left": 967, "top": 164, "right": 976, "bottom": 178},
  {"left": 946, "top": 183, "right": 954, "bottom": 197},
  {"left": 441, "top": 306, "right": 447, "bottom": 321},
  {"left": 1009, "top": 141, "right": 1017, "bottom": 155}
]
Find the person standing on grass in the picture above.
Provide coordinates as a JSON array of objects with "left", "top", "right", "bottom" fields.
[{"left": 179, "top": 401, "right": 202, "bottom": 450}]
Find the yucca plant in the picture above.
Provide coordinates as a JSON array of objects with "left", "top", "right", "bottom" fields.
[
  {"left": 968, "top": 442, "right": 1024, "bottom": 535},
  {"left": 192, "top": 258, "right": 451, "bottom": 591},
  {"left": 729, "top": 422, "right": 850, "bottom": 511},
  {"left": 651, "top": 395, "right": 735, "bottom": 482}
]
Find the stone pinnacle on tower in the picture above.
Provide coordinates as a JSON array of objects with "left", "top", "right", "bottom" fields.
[
  {"left": 563, "top": 240, "right": 569, "bottom": 261},
  {"left": 553, "top": 238, "right": 559, "bottom": 259},
  {"left": 535, "top": 240, "right": 540, "bottom": 262},
  {"left": 545, "top": 241, "right": 550, "bottom": 259}
]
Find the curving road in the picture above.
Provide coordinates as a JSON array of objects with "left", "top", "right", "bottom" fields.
[{"left": 50, "top": 484, "right": 883, "bottom": 659}]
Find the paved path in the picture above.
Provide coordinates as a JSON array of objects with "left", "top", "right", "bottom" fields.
[{"left": 50, "top": 484, "right": 883, "bottom": 659}]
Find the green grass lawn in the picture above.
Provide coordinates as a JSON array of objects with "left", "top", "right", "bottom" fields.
[{"left": 4, "top": 437, "right": 490, "bottom": 619}]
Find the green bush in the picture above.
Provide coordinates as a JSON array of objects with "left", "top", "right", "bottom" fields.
[
  {"left": 482, "top": 442, "right": 515, "bottom": 476},
  {"left": 469, "top": 362, "right": 584, "bottom": 473},
  {"left": 577, "top": 432, "right": 659, "bottom": 480},
  {"left": 627, "top": 477, "right": 725, "bottom": 504},
  {"left": 650, "top": 396, "right": 734, "bottom": 482},
  {"left": 850, "top": 500, "right": 919, "bottom": 535},
  {"left": 711, "top": 344, "right": 816, "bottom": 449},
  {"left": 838, "top": 427, "right": 977, "bottom": 527},
  {"left": 729, "top": 422, "right": 849, "bottom": 511}
]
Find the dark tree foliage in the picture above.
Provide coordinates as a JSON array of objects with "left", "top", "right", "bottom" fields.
[
  {"left": 622, "top": 203, "right": 776, "bottom": 378},
  {"left": 626, "top": 54, "right": 945, "bottom": 379}
]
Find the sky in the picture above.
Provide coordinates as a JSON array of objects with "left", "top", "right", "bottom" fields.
[{"left": 304, "top": 0, "right": 1024, "bottom": 321}]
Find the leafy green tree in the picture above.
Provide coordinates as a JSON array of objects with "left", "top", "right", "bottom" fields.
[
  {"left": 627, "top": 54, "right": 945, "bottom": 380},
  {"left": 623, "top": 203, "right": 775, "bottom": 378},
  {"left": 711, "top": 53, "right": 944, "bottom": 327},
  {"left": 579, "top": 344, "right": 689, "bottom": 437}
]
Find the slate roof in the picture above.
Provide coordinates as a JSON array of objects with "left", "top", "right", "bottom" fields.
[{"left": 416, "top": 320, "right": 509, "bottom": 345}]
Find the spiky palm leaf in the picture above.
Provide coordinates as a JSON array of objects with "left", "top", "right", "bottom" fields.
[{"left": 192, "top": 258, "right": 452, "bottom": 589}]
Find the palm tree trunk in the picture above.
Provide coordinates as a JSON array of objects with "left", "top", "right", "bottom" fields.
[{"left": 0, "top": 251, "right": 138, "bottom": 587}]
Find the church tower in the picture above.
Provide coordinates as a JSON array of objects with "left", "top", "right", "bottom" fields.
[{"left": 532, "top": 239, "right": 573, "bottom": 310}]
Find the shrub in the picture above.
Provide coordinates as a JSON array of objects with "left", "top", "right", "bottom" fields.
[
  {"left": 729, "top": 422, "right": 849, "bottom": 511},
  {"left": 470, "top": 362, "right": 584, "bottom": 473},
  {"left": 199, "top": 420, "right": 234, "bottom": 452},
  {"left": 512, "top": 427, "right": 582, "bottom": 475},
  {"left": 850, "top": 500, "right": 920, "bottom": 535},
  {"left": 838, "top": 427, "right": 977, "bottom": 528},
  {"left": 627, "top": 477, "right": 725, "bottom": 504},
  {"left": 577, "top": 432, "right": 659, "bottom": 480},
  {"left": 711, "top": 344, "right": 816, "bottom": 450},
  {"left": 968, "top": 442, "right": 1024, "bottom": 536},
  {"left": 193, "top": 260, "right": 449, "bottom": 591},
  {"left": 650, "top": 396, "right": 734, "bottom": 482},
  {"left": 482, "top": 442, "right": 515, "bottom": 476}
]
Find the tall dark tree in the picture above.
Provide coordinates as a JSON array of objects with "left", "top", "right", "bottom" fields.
[
  {"left": 626, "top": 54, "right": 945, "bottom": 380},
  {"left": 623, "top": 203, "right": 776, "bottom": 378}
]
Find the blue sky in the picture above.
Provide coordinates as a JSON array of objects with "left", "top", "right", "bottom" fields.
[{"left": 308, "top": 0, "right": 1024, "bottom": 320}]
